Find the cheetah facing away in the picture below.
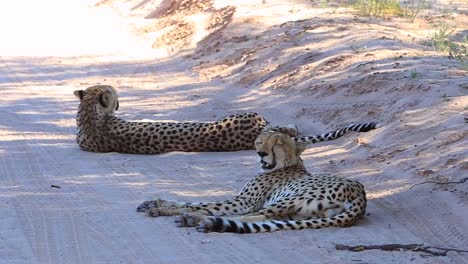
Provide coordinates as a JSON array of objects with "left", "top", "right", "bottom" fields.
[
  {"left": 74, "top": 85, "right": 297, "bottom": 154},
  {"left": 137, "top": 128, "right": 377, "bottom": 233}
]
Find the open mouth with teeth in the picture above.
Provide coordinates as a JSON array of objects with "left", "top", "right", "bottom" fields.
[{"left": 260, "top": 160, "right": 276, "bottom": 170}]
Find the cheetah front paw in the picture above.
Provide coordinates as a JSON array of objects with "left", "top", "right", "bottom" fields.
[
  {"left": 175, "top": 213, "right": 206, "bottom": 227},
  {"left": 147, "top": 207, "right": 175, "bottom": 217},
  {"left": 136, "top": 198, "right": 165, "bottom": 212}
]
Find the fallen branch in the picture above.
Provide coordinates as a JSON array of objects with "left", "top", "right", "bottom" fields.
[
  {"left": 356, "top": 61, "right": 374, "bottom": 68},
  {"left": 409, "top": 177, "right": 468, "bottom": 190},
  {"left": 335, "top": 243, "right": 468, "bottom": 257},
  {"left": 279, "top": 18, "right": 314, "bottom": 28}
]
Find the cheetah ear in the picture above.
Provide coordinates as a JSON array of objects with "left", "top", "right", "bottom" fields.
[
  {"left": 274, "top": 135, "right": 284, "bottom": 145},
  {"left": 98, "top": 91, "right": 113, "bottom": 108},
  {"left": 115, "top": 99, "right": 119, "bottom": 111},
  {"left": 295, "top": 142, "right": 307, "bottom": 155},
  {"left": 74, "top": 90, "right": 85, "bottom": 100}
]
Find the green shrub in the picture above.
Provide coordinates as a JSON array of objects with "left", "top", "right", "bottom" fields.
[
  {"left": 431, "top": 24, "right": 457, "bottom": 53},
  {"left": 351, "top": 0, "right": 432, "bottom": 20},
  {"left": 353, "top": 0, "right": 402, "bottom": 17},
  {"left": 430, "top": 24, "right": 468, "bottom": 69},
  {"left": 399, "top": 0, "right": 432, "bottom": 21}
]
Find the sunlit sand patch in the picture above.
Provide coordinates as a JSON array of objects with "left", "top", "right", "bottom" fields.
[
  {"left": 173, "top": 189, "right": 236, "bottom": 197},
  {"left": 0, "top": 0, "right": 159, "bottom": 58},
  {"left": 32, "top": 120, "right": 76, "bottom": 129},
  {"left": 367, "top": 185, "right": 412, "bottom": 199},
  {"left": 0, "top": 129, "right": 72, "bottom": 141}
]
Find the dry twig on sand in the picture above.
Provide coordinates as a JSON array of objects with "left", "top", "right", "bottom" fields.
[
  {"left": 409, "top": 177, "right": 468, "bottom": 190},
  {"left": 279, "top": 18, "right": 314, "bottom": 27},
  {"left": 335, "top": 243, "right": 468, "bottom": 257}
]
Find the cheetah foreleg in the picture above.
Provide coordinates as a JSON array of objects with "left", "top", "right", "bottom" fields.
[
  {"left": 143, "top": 198, "right": 257, "bottom": 218},
  {"left": 136, "top": 198, "right": 189, "bottom": 212},
  {"left": 148, "top": 207, "right": 197, "bottom": 217}
]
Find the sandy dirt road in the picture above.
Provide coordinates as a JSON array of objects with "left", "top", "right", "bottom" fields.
[{"left": 1, "top": 1, "right": 467, "bottom": 263}]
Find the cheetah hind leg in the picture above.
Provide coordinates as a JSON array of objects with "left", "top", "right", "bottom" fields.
[
  {"left": 175, "top": 212, "right": 207, "bottom": 227},
  {"left": 264, "top": 124, "right": 298, "bottom": 137}
]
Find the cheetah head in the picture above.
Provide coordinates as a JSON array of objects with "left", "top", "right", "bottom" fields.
[
  {"left": 74, "top": 85, "right": 119, "bottom": 115},
  {"left": 255, "top": 131, "right": 305, "bottom": 172}
]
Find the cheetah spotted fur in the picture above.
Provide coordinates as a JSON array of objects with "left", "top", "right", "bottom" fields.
[
  {"left": 137, "top": 128, "right": 377, "bottom": 233},
  {"left": 74, "top": 85, "right": 296, "bottom": 154}
]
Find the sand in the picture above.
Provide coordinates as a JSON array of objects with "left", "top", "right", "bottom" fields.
[{"left": 1, "top": 0, "right": 467, "bottom": 263}]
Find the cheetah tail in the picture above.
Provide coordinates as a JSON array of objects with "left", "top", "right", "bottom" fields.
[
  {"left": 199, "top": 197, "right": 367, "bottom": 234},
  {"left": 292, "top": 122, "right": 379, "bottom": 145}
]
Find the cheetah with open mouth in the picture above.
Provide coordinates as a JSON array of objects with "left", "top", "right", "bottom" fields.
[{"left": 137, "top": 124, "right": 377, "bottom": 233}]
